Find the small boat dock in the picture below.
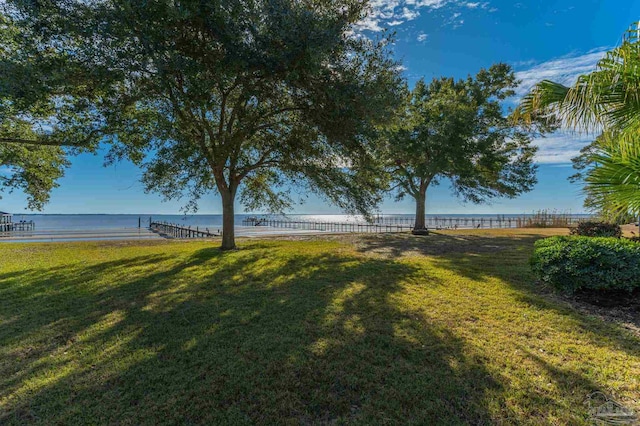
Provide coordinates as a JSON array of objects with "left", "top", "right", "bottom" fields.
[{"left": 0, "top": 211, "right": 35, "bottom": 234}]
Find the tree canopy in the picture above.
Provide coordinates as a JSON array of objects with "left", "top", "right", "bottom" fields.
[
  {"left": 0, "top": 10, "right": 96, "bottom": 209},
  {"left": 0, "top": 142, "right": 68, "bottom": 210},
  {"left": 2, "top": 0, "right": 403, "bottom": 248},
  {"left": 384, "top": 64, "right": 542, "bottom": 231}
]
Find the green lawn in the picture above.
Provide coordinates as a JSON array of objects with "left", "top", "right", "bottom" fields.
[{"left": 1, "top": 230, "right": 638, "bottom": 424}]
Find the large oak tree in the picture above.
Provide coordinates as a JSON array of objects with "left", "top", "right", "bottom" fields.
[
  {"left": 2, "top": 0, "right": 403, "bottom": 248},
  {"left": 384, "top": 64, "right": 543, "bottom": 232}
]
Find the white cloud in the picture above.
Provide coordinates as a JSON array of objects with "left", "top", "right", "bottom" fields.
[
  {"left": 514, "top": 47, "right": 609, "bottom": 98},
  {"left": 532, "top": 132, "right": 592, "bottom": 164},
  {"left": 513, "top": 49, "right": 609, "bottom": 164},
  {"left": 355, "top": 0, "right": 488, "bottom": 32},
  {"left": 417, "top": 32, "right": 428, "bottom": 42},
  {"left": 463, "top": 2, "right": 491, "bottom": 9}
]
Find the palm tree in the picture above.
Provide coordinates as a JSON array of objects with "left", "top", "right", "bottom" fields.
[{"left": 515, "top": 22, "right": 640, "bottom": 219}]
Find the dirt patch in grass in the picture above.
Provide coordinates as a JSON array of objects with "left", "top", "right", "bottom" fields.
[
  {"left": 622, "top": 224, "right": 640, "bottom": 237},
  {"left": 548, "top": 289, "right": 640, "bottom": 338}
]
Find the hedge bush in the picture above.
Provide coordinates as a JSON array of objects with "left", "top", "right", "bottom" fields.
[
  {"left": 569, "top": 221, "right": 622, "bottom": 238},
  {"left": 530, "top": 236, "right": 640, "bottom": 293}
]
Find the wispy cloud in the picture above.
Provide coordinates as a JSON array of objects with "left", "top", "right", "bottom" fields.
[
  {"left": 446, "top": 12, "right": 464, "bottom": 29},
  {"left": 513, "top": 49, "right": 609, "bottom": 164},
  {"left": 462, "top": 2, "right": 492, "bottom": 10},
  {"left": 514, "top": 47, "right": 609, "bottom": 98},
  {"left": 417, "top": 32, "right": 428, "bottom": 42},
  {"left": 355, "top": 0, "right": 488, "bottom": 32},
  {"left": 532, "top": 132, "right": 592, "bottom": 164}
]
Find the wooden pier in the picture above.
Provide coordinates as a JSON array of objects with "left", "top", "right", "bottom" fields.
[
  {"left": 243, "top": 218, "right": 414, "bottom": 233},
  {"left": 150, "top": 221, "right": 219, "bottom": 239},
  {"left": 0, "top": 211, "right": 35, "bottom": 235},
  {"left": 0, "top": 221, "right": 36, "bottom": 232},
  {"left": 243, "top": 214, "right": 588, "bottom": 232}
]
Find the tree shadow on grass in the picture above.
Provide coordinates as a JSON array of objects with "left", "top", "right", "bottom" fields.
[
  {"left": 1, "top": 242, "right": 504, "bottom": 424},
  {"left": 352, "top": 231, "right": 542, "bottom": 259},
  {"left": 437, "top": 246, "right": 639, "bottom": 357},
  {"left": 356, "top": 232, "right": 640, "bottom": 371}
]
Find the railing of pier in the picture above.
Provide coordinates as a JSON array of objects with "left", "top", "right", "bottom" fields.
[
  {"left": 372, "top": 215, "right": 587, "bottom": 229},
  {"left": 243, "top": 215, "right": 588, "bottom": 231},
  {"left": 0, "top": 221, "right": 35, "bottom": 234},
  {"left": 150, "top": 221, "right": 218, "bottom": 239},
  {"left": 242, "top": 218, "right": 414, "bottom": 233}
]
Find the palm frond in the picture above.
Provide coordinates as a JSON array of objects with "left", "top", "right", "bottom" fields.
[
  {"left": 515, "top": 21, "right": 640, "bottom": 135},
  {"left": 512, "top": 80, "right": 570, "bottom": 124},
  {"left": 585, "top": 136, "right": 640, "bottom": 217}
]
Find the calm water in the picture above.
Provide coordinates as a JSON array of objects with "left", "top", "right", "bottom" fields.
[{"left": 9, "top": 213, "right": 592, "bottom": 231}]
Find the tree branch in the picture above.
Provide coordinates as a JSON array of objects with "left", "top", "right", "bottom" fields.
[
  {"left": 0, "top": 137, "right": 87, "bottom": 147},
  {"left": 394, "top": 165, "right": 419, "bottom": 197},
  {"left": 237, "top": 150, "right": 280, "bottom": 180}
]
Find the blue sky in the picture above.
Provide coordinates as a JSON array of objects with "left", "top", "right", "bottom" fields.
[{"left": 3, "top": 0, "right": 639, "bottom": 214}]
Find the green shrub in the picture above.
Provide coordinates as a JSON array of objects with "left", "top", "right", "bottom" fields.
[
  {"left": 530, "top": 236, "right": 640, "bottom": 293},
  {"left": 569, "top": 221, "right": 621, "bottom": 238}
]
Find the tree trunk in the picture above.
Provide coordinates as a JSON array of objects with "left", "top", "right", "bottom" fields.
[
  {"left": 413, "top": 181, "right": 428, "bottom": 235},
  {"left": 413, "top": 190, "right": 426, "bottom": 230},
  {"left": 220, "top": 188, "right": 236, "bottom": 250}
]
